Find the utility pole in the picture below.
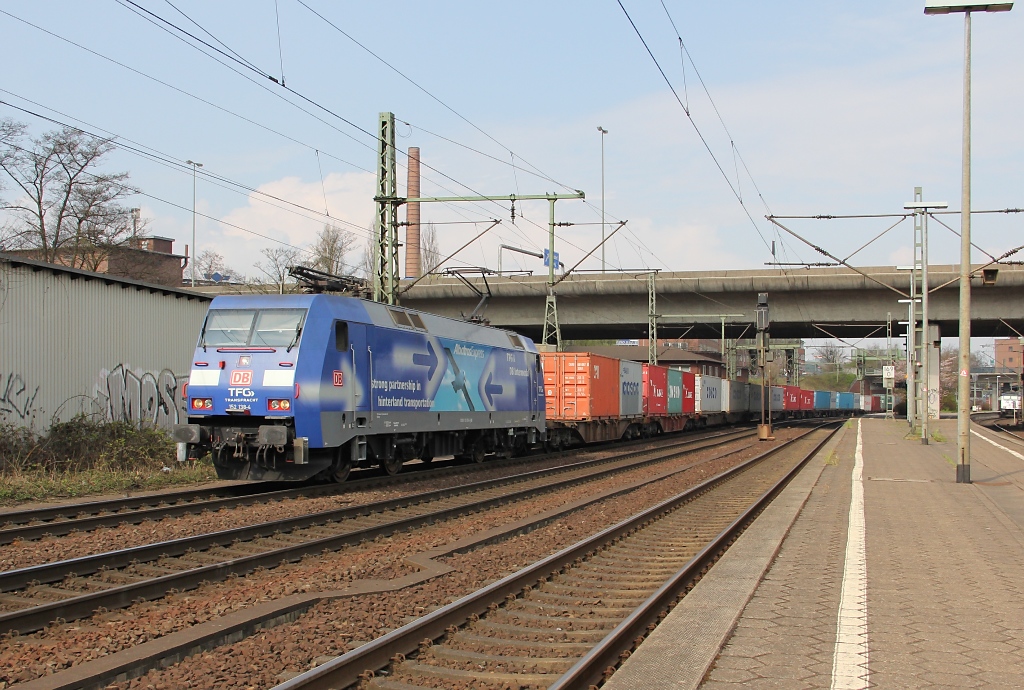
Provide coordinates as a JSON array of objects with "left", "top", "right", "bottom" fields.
[
  {"left": 597, "top": 126, "right": 608, "bottom": 273},
  {"left": 756, "top": 293, "right": 771, "bottom": 441},
  {"left": 186, "top": 160, "right": 202, "bottom": 286}
]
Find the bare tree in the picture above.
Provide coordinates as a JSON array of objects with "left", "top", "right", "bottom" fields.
[
  {"left": 357, "top": 234, "right": 375, "bottom": 279},
  {"left": 815, "top": 343, "right": 847, "bottom": 381},
  {"left": 195, "top": 249, "right": 239, "bottom": 282},
  {"left": 0, "top": 120, "right": 142, "bottom": 269},
  {"left": 310, "top": 224, "right": 355, "bottom": 276},
  {"left": 421, "top": 221, "right": 442, "bottom": 274},
  {"left": 253, "top": 245, "right": 301, "bottom": 293}
]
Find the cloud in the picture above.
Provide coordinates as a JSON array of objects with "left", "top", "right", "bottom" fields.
[{"left": 205, "top": 171, "right": 376, "bottom": 275}]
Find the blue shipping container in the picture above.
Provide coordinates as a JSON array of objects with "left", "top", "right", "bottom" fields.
[
  {"left": 838, "top": 392, "right": 854, "bottom": 410},
  {"left": 813, "top": 391, "right": 831, "bottom": 411}
]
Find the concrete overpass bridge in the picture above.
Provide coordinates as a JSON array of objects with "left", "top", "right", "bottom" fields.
[{"left": 399, "top": 264, "right": 1024, "bottom": 342}]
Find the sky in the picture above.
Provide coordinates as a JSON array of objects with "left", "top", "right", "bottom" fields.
[{"left": 0, "top": 1, "right": 1021, "bottom": 354}]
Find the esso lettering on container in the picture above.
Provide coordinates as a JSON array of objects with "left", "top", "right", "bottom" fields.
[{"left": 622, "top": 381, "right": 641, "bottom": 397}]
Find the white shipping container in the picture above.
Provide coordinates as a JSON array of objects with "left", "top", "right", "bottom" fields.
[
  {"left": 728, "top": 380, "right": 749, "bottom": 413},
  {"left": 770, "top": 386, "right": 784, "bottom": 412},
  {"left": 619, "top": 359, "right": 643, "bottom": 418},
  {"left": 830, "top": 392, "right": 839, "bottom": 410},
  {"left": 748, "top": 382, "right": 764, "bottom": 413},
  {"left": 697, "top": 375, "right": 722, "bottom": 414},
  {"left": 853, "top": 393, "right": 862, "bottom": 410}
]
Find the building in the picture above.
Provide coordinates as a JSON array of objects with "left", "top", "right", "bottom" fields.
[
  {"left": 3, "top": 236, "right": 187, "bottom": 288},
  {"left": 0, "top": 254, "right": 209, "bottom": 431},
  {"left": 993, "top": 338, "right": 1024, "bottom": 375}
]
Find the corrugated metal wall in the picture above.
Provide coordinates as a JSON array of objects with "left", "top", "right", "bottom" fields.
[{"left": 0, "top": 259, "right": 210, "bottom": 431}]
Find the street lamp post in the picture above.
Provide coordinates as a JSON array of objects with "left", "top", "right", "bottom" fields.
[
  {"left": 925, "top": 0, "right": 1012, "bottom": 483},
  {"left": 186, "top": 160, "right": 203, "bottom": 287},
  {"left": 597, "top": 126, "right": 608, "bottom": 273}
]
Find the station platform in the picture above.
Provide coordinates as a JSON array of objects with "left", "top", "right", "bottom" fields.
[{"left": 605, "top": 417, "right": 1024, "bottom": 689}]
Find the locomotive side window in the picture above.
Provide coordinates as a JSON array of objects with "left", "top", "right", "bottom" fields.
[
  {"left": 335, "top": 321, "right": 349, "bottom": 351},
  {"left": 201, "top": 309, "right": 255, "bottom": 346},
  {"left": 409, "top": 313, "right": 426, "bottom": 330},
  {"left": 507, "top": 333, "right": 524, "bottom": 349}
]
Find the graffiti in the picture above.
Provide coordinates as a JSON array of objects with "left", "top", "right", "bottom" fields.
[
  {"left": 93, "top": 365, "right": 189, "bottom": 430},
  {"left": 0, "top": 372, "right": 41, "bottom": 423}
]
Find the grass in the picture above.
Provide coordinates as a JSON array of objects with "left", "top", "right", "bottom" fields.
[
  {"left": 0, "top": 416, "right": 218, "bottom": 505},
  {"left": 824, "top": 450, "right": 840, "bottom": 466},
  {"left": 0, "top": 462, "right": 218, "bottom": 504},
  {"left": 940, "top": 453, "right": 956, "bottom": 467},
  {"left": 931, "top": 430, "right": 947, "bottom": 443},
  {"left": 797, "top": 372, "right": 859, "bottom": 393}
]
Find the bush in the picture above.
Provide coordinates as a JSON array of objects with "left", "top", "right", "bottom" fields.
[
  {"left": 0, "top": 417, "right": 216, "bottom": 503},
  {"left": 0, "top": 416, "right": 175, "bottom": 473}
]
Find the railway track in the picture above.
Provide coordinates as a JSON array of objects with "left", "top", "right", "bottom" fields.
[
  {"left": 0, "top": 426, "right": 755, "bottom": 545},
  {"left": 0, "top": 426, "right": 760, "bottom": 635},
  {"left": 274, "top": 423, "right": 840, "bottom": 690},
  {"left": 972, "top": 414, "right": 1024, "bottom": 447}
]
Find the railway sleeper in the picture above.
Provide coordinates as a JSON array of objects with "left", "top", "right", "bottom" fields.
[
  {"left": 486, "top": 608, "right": 620, "bottom": 629},
  {"left": 422, "top": 645, "right": 576, "bottom": 673},
  {"left": 387, "top": 660, "right": 552, "bottom": 687},
  {"left": 451, "top": 631, "right": 594, "bottom": 655},
  {"left": 469, "top": 619, "right": 609, "bottom": 643}
]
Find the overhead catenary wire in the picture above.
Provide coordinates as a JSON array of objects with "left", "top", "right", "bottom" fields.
[
  {"left": 292, "top": 0, "right": 584, "bottom": 198},
  {"left": 9, "top": 6, "right": 659, "bottom": 278},
  {"left": 0, "top": 9, "right": 373, "bottom": 174},
  {"left": 0, "top": 11, "right": 533, "bottom": 259},
  {"left": 658, "top": 1, "right": 799, "bottom": 265},
  {"left": 616, "top": 0, "right": 774, "bottom": 257},
  {"left": 114, "top": 3, "right": 665, "bottom": 275},
  {"left": 113, "top": 1, "right": 580, "bottom": 252}
]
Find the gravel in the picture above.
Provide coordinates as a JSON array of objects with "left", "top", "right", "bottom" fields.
[{"left": 0, "top": 428, "right": 801, "bottom": 688}]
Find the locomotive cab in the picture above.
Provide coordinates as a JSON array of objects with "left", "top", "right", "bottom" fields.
[{"left": 173, "top": 301, "right": 324, "bottom": 479}]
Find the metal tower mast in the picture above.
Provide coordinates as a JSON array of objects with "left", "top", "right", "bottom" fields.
[{"left": 374, "top": 112, "right": 400, "bottom": 304}]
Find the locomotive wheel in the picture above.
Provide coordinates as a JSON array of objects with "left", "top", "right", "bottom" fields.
[
  {"left": 471, "top": 446, "right": 486, "bottom": 464},
  {"left": 332, "top": 458, "right": 352, "bottom": 483},
  {"left": 381, "top": 456, "right": 403, "bottom": 476}
]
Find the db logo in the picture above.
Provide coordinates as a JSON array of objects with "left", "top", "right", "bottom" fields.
[
  {"left": 229, "top": 370, "right": 253, "bottom": 386},
  {"left": 333, "top": 370, "right": 344, "bottom": 386}
]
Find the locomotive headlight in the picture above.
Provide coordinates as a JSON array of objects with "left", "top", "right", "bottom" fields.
[
  {"left": 268, "top": 399, "right": 291, "bottom": 411},
  {"left": 192, "top": 398, "right": 213, "bottom": 411}
]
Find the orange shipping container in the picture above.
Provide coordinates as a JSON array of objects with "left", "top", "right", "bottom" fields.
[{"left": 540, "top": 352, "right": 621, "bottom": 421}]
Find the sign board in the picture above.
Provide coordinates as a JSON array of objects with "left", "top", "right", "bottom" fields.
[
  {"left": 543, "top": 248, "right": 560, "bottom": 269},
  {"left": 882, "top": 365, "right": 894, "bottom": 388}
]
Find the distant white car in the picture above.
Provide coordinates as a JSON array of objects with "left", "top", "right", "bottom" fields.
[{"left": 972, "top": 405, "right": 982, "bottom": 412}]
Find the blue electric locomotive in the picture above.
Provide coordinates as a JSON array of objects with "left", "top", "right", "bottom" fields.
[{"left": 172, "top": 294, "right": 546, "bottom": 481}]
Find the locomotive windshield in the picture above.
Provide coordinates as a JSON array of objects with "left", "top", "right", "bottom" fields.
[{"left": 200, "top": 308, "right": 306, "bottom": 348}]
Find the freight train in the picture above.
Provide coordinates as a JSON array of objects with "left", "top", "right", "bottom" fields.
[{"left": 172, "top": 294, "right": 877, "bottom": 482}]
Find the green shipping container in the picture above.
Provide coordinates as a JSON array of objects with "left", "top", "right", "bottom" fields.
[{"left": 667, "top": 368, "right": 683, "bottom": 414}]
